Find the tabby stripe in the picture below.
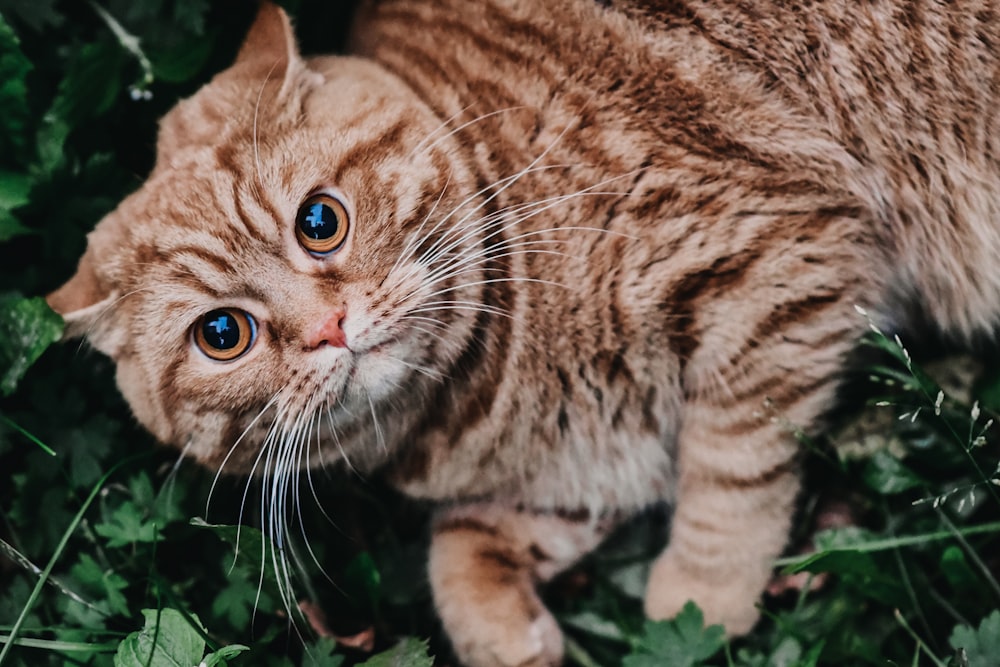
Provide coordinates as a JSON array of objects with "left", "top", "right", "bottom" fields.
[
  {"left": 476, "top": 546, "right": 522, "bottom": 573},
  {"left": 601, "top": 159, "right": 656, "bottom": 229},
  {"left": 434, "top": 516, "right": 500, "bottom": 537},
  {"left": 249, "top": 184, "right": 286, "bottom": 237},
  {"left": 156, "top": 356, "right": 186, "bottom": 433},
  {"left": 213, "top": 140, "right": 247, "bottom": 183},
  {"left": 231, "top": 183, "right": 270, "bottom": 244},
  {"left": 333, "top": 121, "right": 408, "bottom": 183},
  {"left": 712, "top": 373, "right": 841, "bottom": 436},
  {"left": 749, "top": 292, "right": 843, "bottom": 342},
  {"left": 374, "top": 7, "right": 558, "bottom": 82},
  {"left": 168, "top": 245, "right": 233, "bottom": 276},
  {"left": 662, "top": 248, "right": 765, "bottom": 364},
  {"left": 396, "top": 222, "right": 513, "bottom": 479},
  {"left": 712, "top": 456, "right": 798, "bottom": 491},
  {"left": 165, "top": 270, "right": 223, "bottom": 298}
]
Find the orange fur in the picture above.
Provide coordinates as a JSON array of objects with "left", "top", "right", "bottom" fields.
[{"left": 49, "top": 1, "right": 1000, "bottom": 664}]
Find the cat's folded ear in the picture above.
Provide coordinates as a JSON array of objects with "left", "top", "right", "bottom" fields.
[
  {"left": 46, "top": 228, "right": 125, "bottom": 358},
  {"left": 153, "top": 1, "right": 314, "bottom": 169},
  {"left": 233, "top": 1, "right": 302, "bottom": 85}
]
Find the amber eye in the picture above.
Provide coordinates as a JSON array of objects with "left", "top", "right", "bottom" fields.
[
  {"left": 295, "top": 193, "right": 350, "bottom": 255},
  {"left": 193, "top": 308, "right": 257, "bottom": 361}
]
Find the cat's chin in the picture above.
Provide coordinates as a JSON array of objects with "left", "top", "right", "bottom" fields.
[
  {"left": 345, "top": 345, "right": 414, "bottom": 402},
  {"left": 309, "top": 341, "right": 415, "bottom": 413}
]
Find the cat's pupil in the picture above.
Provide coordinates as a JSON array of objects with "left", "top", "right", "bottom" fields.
[
  {"left": 201, "top": 310, "right": 241, "bottom": 350},
  {"left": 298, "top": 202, "right": 339, "bottom": 240}
]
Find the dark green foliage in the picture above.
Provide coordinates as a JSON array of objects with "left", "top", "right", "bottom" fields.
[
  {"left": 0, "top": 296, "right": 62, "bottom": 397},
  {"left": 949, "top": 610, "right": 1000, "bottom": 667},
  {"left": 622, "top": 603, "right": 725, "bottom": 667},
  {"left": 1, "top": 2, "right": 999, "bottom": 666}
]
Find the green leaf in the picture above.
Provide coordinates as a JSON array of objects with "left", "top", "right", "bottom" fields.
[
  {"left": 0, "top": 13, "right": 32, "bottom": 165},
  {"left": 66, "top": 415, "right": 117, "bottom": 488},
  {"left": 301, "top": 637, "right": 344, "bottom": 667},
  {"left": 561, "top": 611, "right": 629, "bottom": 643},
  {"left": 33, "top": 113, "right": 70, "bottom": 177},
  {"left": 861, "top": 450, "right": 926, "bottom": 495},
  {"left": 70, "top": 553, "right": 129, "bottom": 617},
  {"left": 148, "top": 33, "right": 213, "bottom": 83},
  {"left": 0, "top": 0, "right": 64, "bottom": 32},
  {"left": 949, "top": 610, "right": 1000, "bottom": 667},
  {"left": 0, "top": 209, "right": 29, "bottom": 242},
  {"left": 94, "top": 500, "right": 163, "bottom": 548},
  {"left": 0, "top": 294, "right": 64, "bottom": 396},
  {"left": 202, "top": 644, "right": 250, "bottom": 667},
  {"left": 114, "top": 608, "right": 205, "bottom": 667},
  {"left": 940, "top": 545, "right": 979, "bottom": 592},
  {"left": 622, "top": 602, "right": 725, "bottom": 667},
  {"left": 191, "top": 518, "right": 282, "bottom": 603},
  {"left": 0, "top": 168, "right": 31, "bottom": 241},
  {"left": 50, "top": 40, "right": 126, "bottom": 126},
  {"left": 345, "top": 552, "right": 382, "bottom": 613},
  {"left": 0, "top": 169, "right": 30, "bottom": 210},
  {"left": 211, "top": 579, "right": 268, "bottom": 630},
  {"left": 357, "top": 638, "right": 433, "bottom": 667}
]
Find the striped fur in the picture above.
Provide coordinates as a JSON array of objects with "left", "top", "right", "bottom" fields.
[{"left": 48, "top": 1, "right": 1000, "bottom": 664}]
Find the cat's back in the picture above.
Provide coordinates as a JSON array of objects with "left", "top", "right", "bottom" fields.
[{"left": 355, "top": 0, "right": 1000, "bottom": 339}]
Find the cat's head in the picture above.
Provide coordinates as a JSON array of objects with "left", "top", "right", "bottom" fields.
[{"left": 47, "top": 3, "right": 488, "bottom": 472}]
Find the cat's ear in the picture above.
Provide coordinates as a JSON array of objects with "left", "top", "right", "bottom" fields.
[
  {"left": 233, "top": 1, "right": 303, "bottom": 85},
  {"left": 153, "top": 2, "right": 311, "bottom": 168},
  {"left": 46, "top": 236, "right": 124, "bottom": 358}
]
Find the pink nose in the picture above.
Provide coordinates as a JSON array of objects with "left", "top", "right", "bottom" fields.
[{"left": 307, "top": 308, "right": 347, "bottom": 349}]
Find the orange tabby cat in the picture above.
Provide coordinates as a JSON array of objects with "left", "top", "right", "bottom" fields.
[{"left": 47, "top": 1, "right": 1000, "bottom": 665}]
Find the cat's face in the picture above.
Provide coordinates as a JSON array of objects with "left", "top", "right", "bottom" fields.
[{"left": 48, "top": 4, "right": 482, "bottom": 472}]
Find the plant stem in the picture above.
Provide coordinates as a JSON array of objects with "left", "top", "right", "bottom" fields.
[
  {"left": 776, "top": 520, "right": 1000, "bottom": 569},
  {"left": 0, "top": 415, "right": 55, "bottom": 456},
  {"left": 0, "top": 455, "right": 144, "bottom": 665},
  {"left": 893, "top": 609, "right": 946, "bottom": 667},
  {"left": 0, "top": 636, "right": 118, "bottom": 653}
]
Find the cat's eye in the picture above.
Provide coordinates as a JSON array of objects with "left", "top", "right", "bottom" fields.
[
  {"left": 193, "top": 308, "right": 257, "bottom": 361},
  {"left": 296, "top": 193, "right": 350, "bottom": 255}
]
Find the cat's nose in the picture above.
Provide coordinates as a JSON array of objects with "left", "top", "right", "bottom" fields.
[{"left": 306, "top": 308, "right": 348, "bottom": 349}]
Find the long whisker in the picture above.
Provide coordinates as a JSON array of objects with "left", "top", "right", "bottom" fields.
[
  {"left": 406, "top": 119, "right": 586, "bottom": 267},
  {"left": 407, "top": 102, "right": 476, "bottom": 158},
  {"left": 207, "top": 393, "right": 282, "bottom": 517},
  {"left": 398, "top": 164, "right": 580, "bottom": 286},
  {"left": 387, "top": 171, "right": 453, "bottom": 282},
  {"left": 415, "top": 276, "right": 571, "bottom": 303},
  {"left": 76, "top": 287, "right": 153, "bottom": 355},
  {"left": 414, "top": 172, "right": 641, "bottom": 280},
  {"left": 413, "top": 105, "right": 530, "bottom": 157},
  {"left": 382, "top": 352, "right": 446, "bottom": 380},
  {"left": 324, "top": 402, "right": 362, "bottom": 477},
  {"left": 367, "top": 390, "right": 386, "bottom": 454},
  {"left": 159, "top": 437, "right": 193, "bottom": 517}
]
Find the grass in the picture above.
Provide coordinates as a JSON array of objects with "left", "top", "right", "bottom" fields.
[{"left": 2, "top": 1, "right": 1000, "bottom": 665}]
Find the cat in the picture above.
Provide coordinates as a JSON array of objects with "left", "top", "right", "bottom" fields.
[{"left": 46, "top": 0, "right": 1000, "bottom": 665}]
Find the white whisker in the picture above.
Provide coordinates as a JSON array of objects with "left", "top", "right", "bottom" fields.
[
  {"left": 407, "top": 102, "right": 476, "bottom": 158},
  {"left": 208, "top": 393, "right": 282, "bottom": 517},
  {"left": 414, "top": 105, "right": 530, "bottom": 157},
  {"left": 367, "top": 391, "right": 386, "bottom": 454}
]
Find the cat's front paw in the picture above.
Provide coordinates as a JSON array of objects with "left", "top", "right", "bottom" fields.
[
  {"left": 430, "top": 525, "right": 564, "bottom": 667},
  {"left": 443, "top": 605, "right": 563, "bottom": 667},
  {"left": 643, "top": 549, "right": 763, "bottom": 636}
]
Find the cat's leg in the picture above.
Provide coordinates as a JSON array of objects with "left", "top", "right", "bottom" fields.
[
  {"left": 429, "top": 503, "right": 613, "bottom": 667},
  {"left": 644, "top": 314, "right": 855, "bottom": 634}
]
